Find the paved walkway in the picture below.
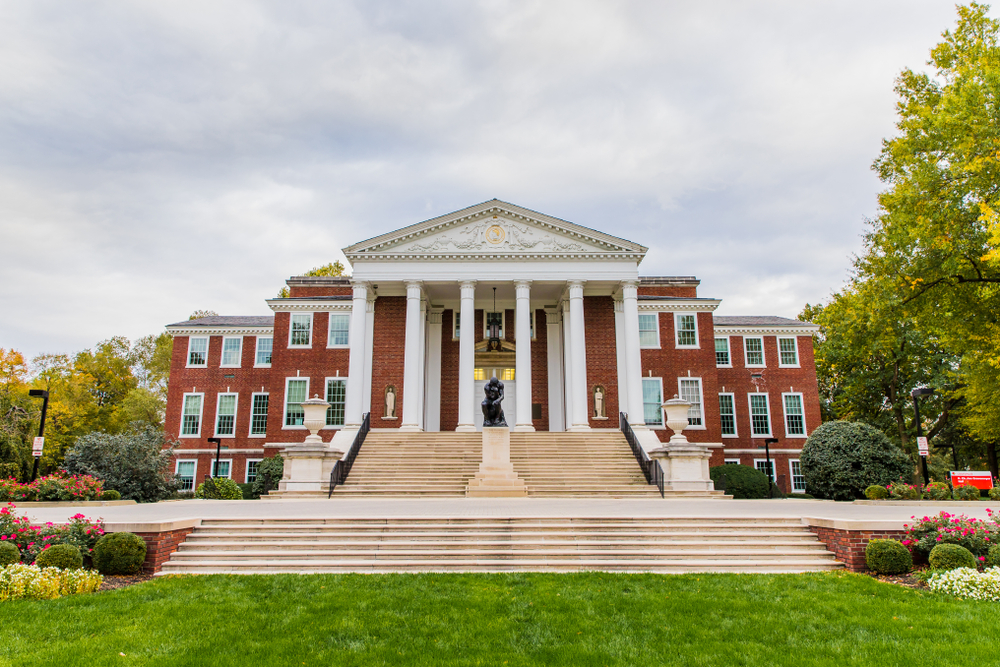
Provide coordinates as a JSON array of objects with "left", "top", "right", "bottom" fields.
[{"left": 13, "top": 497, "right": 999, "bottom": 526}]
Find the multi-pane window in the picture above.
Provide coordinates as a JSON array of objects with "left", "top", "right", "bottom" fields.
[
  {"left": 744, "top": 337, "right": 765, "bottom": 366},
  {"left": 724, "top": 459, "right": 740, "bottom": 466},
  {"left": 755, "top": 459, "right": 776, "bottom": 482},
  {"left": 211, "top": 460, "right": 231, "bottom": 478},
  {"left": 779, "top": 337, "right": 799, "bottom": 366},
  {"left": 783, "top": 393, "right": 806, "bottom": 436},
  {"left": 638, "top": 314, "right": 659, "bottom": 348},
  {"left": 790, "top": 460, "right": 806, "bottom": 492},
  {"left": 215, "top": 393, "right": 237, "bottom": 436},
  {"left": 284, "top": 379, "right": 308, "bottom": 426},
  {"left": 255, "top": 337, "right": 273, "bottom": 366},
  {"left": 325, "top": 379, "right": 347, "bottom": 427},
  {"left": 220, "top": 337, "right": 241, "bottom": 366},
  {"left": 642, "top": 378, "right": 663, "bottom": 426},
  {"left": 181, "top": 394, "right": 203, "bottom": 436},
  {"left": 749, "top": 393, "right": 771, "bottom": 436},
  {"left": 328, "top": 314, "right": 350, "bottom": 347},
  {"left": 246, "top": 460, "right": 262, "bottom": 484},
  {"left": 679, "top": 378, "right": 703, "bottom": 427},
  {"left": 529, "top": 311, "right": 535, "bottom": 339},
  {"left": 187, "top": 337, "right": 208, "bottom": 367},
  {"left": 719, "top": 393, "right": 737, "bottom": 436},
  {"left": 454, "top": 312, "right": 461, "bottom": 339},
  {"left": 175, "top": 461, "right": 196, "bottom": 492},
  {"left": 250, "top": 394, "right": 269, "bottom": 435},
  {"left": 715, "top": 337, "right": 730, "bottom": 366},
  {"left": 289, "top": 313, "right": 312, "bottom": 347},
  {"left": 675, "top": 314, "right": 698, "bottom": 347}
]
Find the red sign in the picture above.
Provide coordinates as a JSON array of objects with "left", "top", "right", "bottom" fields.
[{"left": 950, "top": 471, "right": 994, "bottom": 490}]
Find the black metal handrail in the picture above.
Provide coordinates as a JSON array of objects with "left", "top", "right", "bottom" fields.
[
  {"left": 620, "top": 412, "right": 664, "bottom": 498},
  {"left": 328, "top": 412, "right": 371, "bottom": 498}
]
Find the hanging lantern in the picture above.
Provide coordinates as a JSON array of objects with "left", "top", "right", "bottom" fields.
[{"left": 488, "top": 288, "right": 502, "bottom": 352}]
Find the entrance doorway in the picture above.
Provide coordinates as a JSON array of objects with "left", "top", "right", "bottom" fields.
[{"left": 473, "top": 368, "right": 515, "bottom": 431}]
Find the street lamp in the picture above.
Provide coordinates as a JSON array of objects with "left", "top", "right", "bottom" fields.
[
  {"left": 911, "top": 386, "right": 934, "bottom": 485},
  {"left": 760, "top": 437, "right": 778, "bottom": 496},
  {"left": 27, "top": 389, "right": 49, "bottom": 482},
  {"left": 207, "top": 437, "right": 223, "bottom": 479}
]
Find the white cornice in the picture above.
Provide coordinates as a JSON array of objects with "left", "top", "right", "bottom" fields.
[
  {"left": 266, "top": 299, "right": 353, "bottom": 312},
  {"left": 638, "top": 299, "right": 721, "bottom": 312},
  {"left": 166, "top": 326, "right": 273, "bottom": 337},
  {"left": 714, "top": 325, "right": 820, "bottom": 336}
]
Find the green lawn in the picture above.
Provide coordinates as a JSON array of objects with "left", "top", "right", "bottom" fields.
[{"left": 1, "top": 572, "right": 997, "bottom": 666}]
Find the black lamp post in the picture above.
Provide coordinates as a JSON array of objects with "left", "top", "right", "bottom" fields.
[
  {"left": 912, "top": 386, "right": 934, "bottom": 485},
  {"left": 487, "top": 287, "right": 502, "bottom": 352},
  {"left": 761, "top": 437, "right": 778, "bottom": 496},
  {"left": 207, "top": 437, "right": 222, "bottom": 479},
  {"left": 27, "top": 389, "right": 49, "bottom": 482}
]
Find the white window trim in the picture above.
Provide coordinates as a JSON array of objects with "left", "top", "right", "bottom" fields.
[
  {"left": 483, "top": 310, "right": 506, "bottom": 339},
  {"left": 642, "top": 376, "right": 665, "bottom": 429},
  {"left": 214, "top": 392, "right": 239, "bottom": 438},
  {"left": 744, "top": 336, "right": 766, "bottom": 368},
  {"left": 326, "top": 313, "right": 351, "bottom": 349},
  {"left": 245, "top": 459, "right": 263, "bottom": 484},
  {"left": 175, "top": 459, "right": 198, "bottom": 492},
  {"left": 724, "top": 458, "right": 741, "bottom": 466},
  {"left": 778, "top": 337, "right": 800, "bottom": 368},
  {"left": 211, "top": 458, "right": 233, "bottom": 479},
  {"left": 254, "top": 336, "right": 273, "bottom": 368},
  {"left": 719, "top": 392, "right": 738, "bottom": 438},
  {"left": 638, "top": 312, "right": 661, "bottom": 349},
  {"left": 219, "top": 336, "right": 243, "bottom": 368},
  {"left": 789, "top": 459, "right": 806, "bottom": 494},
  {"left": 748, "top": 392, "right": 772, "bottom": 437},
  {"left": 754, "top": 458, "right": 777, "bottom": 483},
  {"left": 715, "top": 336, "right": 732, "bottom": 368},
  {"left": 186, "top": 337, "right": 209, "bottom": 368},
  {"left": 322, "top": 376, "right": 348, "bottom": 429},
  {"left": 677, "top": 376, "right": 706, "bottom": 430},
  {"left": 282, "top": 377, "right": 309, "bottom": 429},
  {"left": 529, "top": 310, "right": 537, "bottom": 341},
  {"left": 452, "top": 311, "right": 460, "bottom": 340},
  {"left": 288, "top": 312, "right": 314, "bottom": 349},
  {"left": 781, "top": 392, "right": 808, "bottom": 438},
  {"left": 674, "top": 313, "right": 699, "bottom": 349},
  {"left": 179, "top": 392, "right": 204, "bottom": 438},
  {"left": 248, "top": 392, "right": 269, "bottom": 438}
]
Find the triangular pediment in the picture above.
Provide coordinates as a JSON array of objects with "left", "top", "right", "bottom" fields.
[{"left": 342, "top": 200, "right": 647, "bottom": 261}]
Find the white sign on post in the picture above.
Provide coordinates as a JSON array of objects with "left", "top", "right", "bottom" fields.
[
  {"left": 917, "top": 436, "right": 929, "bottom": 457},
  {"left": 32, "top": 436, "right": 44, "bottom": 457}
]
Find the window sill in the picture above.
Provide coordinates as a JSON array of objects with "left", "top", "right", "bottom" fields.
[
  {"left": 745, "top": 365, "right": 766, "bottom": 369},
  {"left": 721, "top": 434, "right": 739, "bottom": 438},
  {"left": 185, "top": 365, "right": 207, "bottom": 369},
  {"left": 785, "top": 434, "right": 808, "bottom": 439},
  {"left": 778, "top": 364, "right": 801, "bottom": 369},
  {"left": 320, "top": 425, "right": 345, "bottom": 430},
  {"left": 326, "top": 345, "right": 350, "bottom": 350},
  {"left": 253, "top": 364, "right": 272, "bottom": 369},
  {"left": 716, "top": 364, "right": 732, "bottom": 369},
  {"left": 287, "top": 345, "right": 312, "bottom": 349},
  {"left": 212, "top": 435, "right": 236, "bottom": 439},
  {"left": 178, "top": 434, "right": 201, "bottom": 439},
  {"left": 281, "top": 426, "right": 307, "bottom": 430},
  {"left": 674, "top": 345, "right": 700, "bottom": 350},
  {"left": 248, "top": 434, "right": 266, "bottom": 438}
]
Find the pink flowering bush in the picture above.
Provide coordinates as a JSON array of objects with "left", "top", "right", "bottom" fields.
[
  {"left": 0, "top": 474, "right": 103, "bottom": 502},
  {"left": 902, "top": 510, "right": 997, "bottom": 561},
  {"left": 888, "top": 481, "right": 921, "bottom": 500},
  {"left": 0, "top": 505, "right": 105, "bottom": 564}
]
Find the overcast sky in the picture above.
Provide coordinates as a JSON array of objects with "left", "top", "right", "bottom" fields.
[{"left": 0, "top": 1, "right": 980, "bottom": 359}]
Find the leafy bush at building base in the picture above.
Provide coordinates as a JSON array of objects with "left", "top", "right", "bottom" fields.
[
  {"left": 251, "top": 456, "right": 284, "bottom": 497},
  {"left": 0, "top": 563, "right": 103, "bottom": 601},
  {"left": 92, "top": 532, "right": 147, "bottom": 575},
  {"left": 988, "top": 544, "right": 1000, "bottom": 568},
  {"left": 889, "top": 482, "right": 920, "bottom": 500},
  {"left": 929, "top": 543, "right": 977, "bottom": 570},
  {"left": 709, "top": 465, "right": 770, "bottom": 499},
  {"left": 990, "top": 486, "right": 1000, "bottom": 501},
  {"left": 0, "top": 542, "right": 19, "bottom": 566},
  {"left": 953, "top": 484, "right": 981, "bottom": 501},
  {"left": 195, "top": 477, "right": 243, "bottom": 500},
  {"left": 923, "top": 481, "right": 951, "bottom": 500},
  {"left": 865, "top": 539, "right": 912, "bottom": 574},
  {"left": 800, "top": 422, "right": 913, "bottom": 501},
  {"left": 865, "top": 485, "right": 889, "bottom": 500},
  {"left": 35, "top": 544, "right": 83, "bottom": 570},
  {"left": 100, "top": 490, "right": 122, "bottom": 501},
  {"left": 928, "top": 567, "right": 1000, "bottom": 601}
]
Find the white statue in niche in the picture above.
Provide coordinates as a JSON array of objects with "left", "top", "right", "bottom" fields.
[
  {"left": 384, "top": 386, "right": 397, "bottom": 419},
  {"left": 594, "top": 386, "right": 606, "bottom": 418}
]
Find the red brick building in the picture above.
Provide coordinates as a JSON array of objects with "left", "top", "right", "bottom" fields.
[{"left": 164, "top": 200, "right": 820, "bottom": 494}]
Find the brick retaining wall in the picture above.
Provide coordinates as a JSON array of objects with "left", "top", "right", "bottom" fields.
[
  {"left": 105, "top": 520, "right": 200, "bottom": 575},
  {"left": 807, "top": 524, "right": 907, "bottom": 572}
]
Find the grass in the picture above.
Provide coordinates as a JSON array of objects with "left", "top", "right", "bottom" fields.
[{"left": 1, "top": 571, "right": 998, "bottom": 666}]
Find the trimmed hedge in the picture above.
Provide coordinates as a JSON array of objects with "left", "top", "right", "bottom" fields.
[
  {"left": 0, "top": 542, "right": 19, "bottom": 566},
  {"left": 923, "top": 481, "right": 951, "bottom": 500},
  {"left": 952, "top": 484, "right": 981, "bottom": 501},
  {"left": 865, "top": 485, "right": 889, "bottom": 500},
  {"left": 100, "top": 490, "right": 122, "bottom": 501},
  {"left": 928, "top": 543, "right": 977, "bottom": 571},
  {"left": 709, "top": 465, "right": 770, "bottom": 499},
  {"left": 195, "top": 477, "right": 243, "bottom": 500},
  {"left": 988, "top": 544, "right": 1000, "bottom": 568},
  {"left": 865, "top": 539, "right": 912, "bottom": 574},
  {"left": 34, "top": 544, "right": 83, "bottom": 570},
  {"left": 990, "top": 486, "right": 1000, "bottom": 501},
  {"left": 92, "top": 532, "right": 147, "bottom": 575},
  {"left": 799, "top": 422, "right": 912, "bottom": 501}
]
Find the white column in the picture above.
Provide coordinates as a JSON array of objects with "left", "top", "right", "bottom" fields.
[
  {"left": 456, "top": 280, "right": 477, "bottom": 432},
  {"left": 621, "top": 280, "right": 646, "bottom": 427},
  {"left": 561, "top": 298, "right": 575, "bottom": 429},
  {"left": 513, "top": 280, "right": 534, "bottom": 431},
  {"left": 424, "top": 309, "right": 443, "bottom": 432},
  {"left": 417, "top": 295, "right": 427, "bottom": 431},
  {"left": 344, "top": 281, "right": 369, "bottom": 429},
  {"left": 400, "top": 280, "right": 424, "bottom": 432},
  {"left": 362, "top": 296, "right": 375, "bottom": 415},
  {"left": 545, "top": 308, "right": 565, "bottom": 432},
  {"left": 614, "top": 296, "right": 627, "bottom": 423},
  {"left": 567, "top": 280, "right": 591, "bottom": 431}
]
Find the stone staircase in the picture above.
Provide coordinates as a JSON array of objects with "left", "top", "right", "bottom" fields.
[
  {"left": 158, "top": 517, "right": 842, "bottom": 574},
  {"left": 332, "top": 431, "right": 667, "bottom": 497}
]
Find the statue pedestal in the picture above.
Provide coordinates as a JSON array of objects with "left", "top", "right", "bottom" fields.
[
  {"left": 649, "top": 440, "right": 716, "bottom": 492},
  {"left": 466, "top": 427, "right": 527, "bottom": 497},
  {"left": 268, "top": 437, "right": 344, "bottom": 498}
]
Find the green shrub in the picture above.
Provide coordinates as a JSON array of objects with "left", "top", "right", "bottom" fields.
[
  {"left": 799, "top": 422, "right": 913, "bottom": 501},
  {"left": 865, "top": 539, "right": 912, "bottom": 574},
  {"left": 0, "top": 542, "right": 20, "bottom": 566},
  {"left": 0, "top": 462, "right": 21, "bottom": 481},
  {"left": 929, "top": 543, "right": 977, "bottom": 571},
  {"left": 990, "top": 486, "right": 1000, "bottom": 501},
  {"left": 709, "top": 465, "right": 770, "bottom": 499},
  {"left": 889, "top": 481, "right": 920, "bottom": 500},
  {"left": 238, "top": 483, "right": 257, "bottom": 500},
  {"left": 953, "top": 484, "right": 981, "bottom": 501},
  {"left": 195, "top": 477, "right": 243, "bottom": 500},
  {"left": 100, "top": 490, "right": 122, "bottom": 501},
  {"left": 987, "top": 544, "right": 1000, "bottom": 568},
  {"left": 865, "top": 485, "right": 889, "bottom": 500},
  {"left": 92, "top": 532, "right": 147, "bottom": 575},
  {"left": 923, "top": 481, "right": 951, "bottom": 500},
  {"left": 251, "top": 455, "right": 284, "bottom": 497},
  {"left": 34, "top": 544, "right": 83, "bottom": 570}
]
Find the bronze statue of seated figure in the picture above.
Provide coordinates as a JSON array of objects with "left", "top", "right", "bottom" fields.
[{"left": 481, "top": 376, "right": 508, "bottom": 427}]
